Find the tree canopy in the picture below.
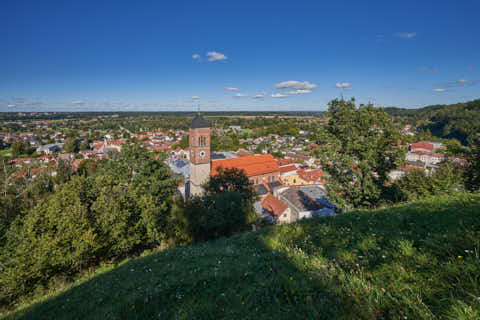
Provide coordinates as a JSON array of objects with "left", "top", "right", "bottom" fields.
[{"left": 317, "top": 98, "right": 405, "bottom": 209}]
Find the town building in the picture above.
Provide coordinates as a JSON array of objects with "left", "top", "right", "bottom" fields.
[
  {"left": 411, "top": 142, "right": 434, "bottom": 153},
  {"left": 274, "top": 185, "right": 335, "bottom": 221},
  {"left": 211, "top": 154, "right": 280, "bottom": 185}
]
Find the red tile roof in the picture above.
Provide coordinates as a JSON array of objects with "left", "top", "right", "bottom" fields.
[
  {"left": 276, "top": 158, "right": 294, "bottom": 166},
  {"left": 211, "top": 154, "right": 280, "bottom": 177},
  {"left": 279, "top": 164, "right": 297, "bottom": 173},
  {"left": 297, "top": 169, "right": 325, "bottom": 183},
  {"left": 411, "top": 142, "right": 434, "bottom": 152},
  {"left": 261, "top": 194, "right": 288, "bottom": 218},
  {"left": 400, "top": 165, "right": 424, "bottom": 172}
]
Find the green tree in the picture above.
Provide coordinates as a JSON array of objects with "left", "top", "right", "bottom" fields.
[
  {"left": 205, "top": 167, "right": 256, "bottom": 202},
  {"left": 168, "top": 168, "right": 257, "bottom": 244},
  {"left": 1, "top": 176, "right": 99, "bottom": 303},
  {"left": 10, "top": 141, "right": 28, "bottom": 158},
  {"left": 444, "top": 139, "right": 465, "bottom": 156},
  {"left": 178, "top": 135, "right": 189, "bottom": 149},
  {"left": 79, "top": 138, "right": 91, "bottom": 151},
  {"left": 63, "top": 137, "right": 80, "bottom": 153},
  {"left": 318, "top": 98, "right": 405, "bottom": 209},
  {"left": 465, "top": 135, "right": 480, "bottom": 192},
  {"left": 77, "top": 159, "right": 98, "bottom": 176},
  {"left": 55, "top": 159, "right": 74, "bottom": 184},
  {"left": 391, "top": 162, "right": 464, "bottom": 202}
]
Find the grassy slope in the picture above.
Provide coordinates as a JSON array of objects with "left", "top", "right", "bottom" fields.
[{"left": 4, "top": 194, "right": 480, "bottom": 320}]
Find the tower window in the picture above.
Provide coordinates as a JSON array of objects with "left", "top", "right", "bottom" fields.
[{"left": 199, "top": 136, "right": 206, "bottom": 146}]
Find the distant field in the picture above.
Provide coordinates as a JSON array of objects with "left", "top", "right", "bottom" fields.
[{"left": 4, "top": 194, "right": 480, "bottom": 319}]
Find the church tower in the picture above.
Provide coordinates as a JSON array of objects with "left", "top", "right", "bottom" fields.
[{"left": 188, "top": 113, "right": 210, "bottom": 196}]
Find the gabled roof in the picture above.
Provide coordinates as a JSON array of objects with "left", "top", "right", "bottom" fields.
[
  {"left": 411, "top": 142, "right": 434, "bottom": 152},
  {"left": 279, "top": 164, "right": 297, "bottom": 173},
  {"left": 261, "top": 194, "right": 288, "bottom": 218},
  {"left": 211, "top": 154, "right": 280, "bottom": 177},
  {"left": 190, "top": 113, "right": 209, "bottom": 129}
]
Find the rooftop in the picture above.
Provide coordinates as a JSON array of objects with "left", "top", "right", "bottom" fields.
[
  {"left": 279, "top": 185, "right": 331, "bottom": 212},
  {"left": 261, "top": 194, "right": 288, "bottom": 218},
  {"left": 211, "top": 154, "right": 280, "bottom": 177},
  {"left": 190, "top": 113, "right": 209, "bottom": 129}
]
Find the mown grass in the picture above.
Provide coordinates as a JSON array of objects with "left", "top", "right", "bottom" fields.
[{"left": 3, "top": 193, "right": 480, "bottom": 319}]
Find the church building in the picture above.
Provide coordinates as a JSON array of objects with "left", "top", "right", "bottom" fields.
[{"left": 186, "top": 112, "right": 281, "bottom": 197}]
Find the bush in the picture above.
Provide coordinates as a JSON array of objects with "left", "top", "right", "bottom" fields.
[{"left": 171, "top": 191, "right": 256, "bottom": 243}]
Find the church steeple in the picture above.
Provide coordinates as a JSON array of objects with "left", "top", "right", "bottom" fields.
[{"left": 188, "top": 112, "right": 211, "bottom": 197}]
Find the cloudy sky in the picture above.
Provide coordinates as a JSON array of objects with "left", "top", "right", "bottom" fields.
[{"left": 1, "top": 0, "right": 479, "bottom": 111}]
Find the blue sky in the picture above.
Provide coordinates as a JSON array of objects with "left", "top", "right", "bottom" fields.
[{"left": 1, "top": 0, "right": 479, "bottom": 111}]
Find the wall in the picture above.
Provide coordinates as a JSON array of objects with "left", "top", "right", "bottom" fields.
[
  {"left": 190, "top": 162, "right": 210, "bottom": 196},
  {"left": 248, "top": 171, "right": 280, "bottom": 185}
]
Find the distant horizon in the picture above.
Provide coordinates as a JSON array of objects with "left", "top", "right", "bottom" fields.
[{"left": 1, "top": 97, "right": 479, "bottom": 113}]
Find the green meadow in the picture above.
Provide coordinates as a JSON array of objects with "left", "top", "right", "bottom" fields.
[{"left": 3, "top": 193, "right": 480, "bottom": 319}]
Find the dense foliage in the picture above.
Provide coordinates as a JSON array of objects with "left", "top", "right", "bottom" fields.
[
  {"left": 465, "top": 136, "right": 480, "bottom": 192},
  {"left": 0, "top": 143, "right": 178, "bottom": 307},
  {"left": 317, "top": 99, "right": 405, "bottom": 209},
  {"left": 390, "top": 162, "right": 464, "bottom": 202}
]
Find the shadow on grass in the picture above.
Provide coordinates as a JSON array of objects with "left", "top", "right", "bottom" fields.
[{"left": 6, "top": 194, "right": 480, "bottom": 319}]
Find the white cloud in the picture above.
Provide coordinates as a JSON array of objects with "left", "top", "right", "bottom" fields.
[
  {"left": 71, "top": 100, "right": 84, "bottom": 105},
  {"left": 274, "top": 80, "right": 317, "bottom": 90},
  {"left": 192, "top": 96, "right": 200, "bottom": 100},
  {"left": 272, "top": 93, "right": 290, "bottom": 98},
  {"left": 233, "top": 93, "right": 248, "bottom": 98},
  {"left": 192, "top": 54, "right": 200, "bottom": 60},
  {"left": 439, "top": 79, "right": 477, "bottom": 88},
  {"left": 432, "top": 88, "right": 447, "bottom": 92},
  {"left": 206, "top": 51, "right": 227, "bottom": 61},
  {"left": 7, "top": 104, "right": 16, "bottom": 108},
  {"left": 224, "top": 87, "right": 239, "bottom": 91},
  {"left": 253, "top": 93, "right": 265, "bottom": 99},
  {"left": 395, "top": 32, "right": 417, "bottom": 39},
  {"left": 335, "top": 82, "right": 351, "bottom": 89},
  {"left": 287, "top": 89, "right": 313, "bottom": 95}
]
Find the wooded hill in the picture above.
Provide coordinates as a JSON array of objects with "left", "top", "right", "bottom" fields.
[{"left": 383, "top": 98, "right": 480, "bottom": 145}]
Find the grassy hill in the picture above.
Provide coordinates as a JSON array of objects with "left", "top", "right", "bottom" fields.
[{"left": 3, "top": 194, "right": 480, "bottom": 320}]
